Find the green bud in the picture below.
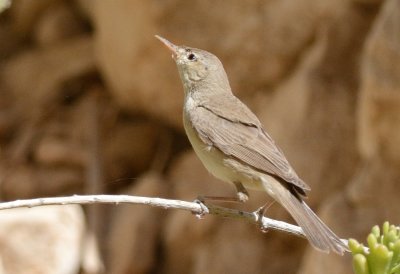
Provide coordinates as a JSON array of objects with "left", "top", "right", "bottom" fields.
[
  {"left": 353, "top": 254, "right": 369, "bottom": 274},
  {"left": 390, "top": 240, "right": 400, "bottom": 270},
  {"left": 368, "top": 233, "right": 378, "bottom": 250},
  {"left": 368, "top": 244, "right": 392, "bottom": 274},
  {"left": 385, "top": 230, "right": 397, "bottom": 246},
  {"left": 372, "top": 225, "right": 381, "bottom": 239},
  {"left": 349, "top": 238, "right": 366, "bottom": 254},
  {"left": 382, "top": 222, "right": 389, "bottom": 236},
  {"left": 350, "top": 223, "right": 400, "bottom": 274}
]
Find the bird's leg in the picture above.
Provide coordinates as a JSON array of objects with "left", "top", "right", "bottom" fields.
[
  {"left": 256, "top": 201, "right": 276, "bottom": 232},
  {"left": 196, "top": 181, "right": 249, "bottom": 203},
  {"left": 193, "top": 182, "right": 248, "bottom": 219},
  {"left": 233, "top": 181, "right": 249, "bottom": 202}
]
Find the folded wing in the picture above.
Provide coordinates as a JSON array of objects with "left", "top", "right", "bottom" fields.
[{"left": 190, "top": 94, "right": 310, "bottom": 193}]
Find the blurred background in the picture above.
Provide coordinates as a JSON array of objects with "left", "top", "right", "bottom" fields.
[{"left": 0, "top": 0, "right": 399, "bottom": 273}]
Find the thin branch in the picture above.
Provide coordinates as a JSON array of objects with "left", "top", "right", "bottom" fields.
[{"left": 0, "top": 194, "right": 348, "bottom": 247}]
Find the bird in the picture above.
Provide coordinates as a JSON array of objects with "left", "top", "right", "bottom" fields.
[{"left": 155, "top": 35, "right": 348, "bottom": 255}]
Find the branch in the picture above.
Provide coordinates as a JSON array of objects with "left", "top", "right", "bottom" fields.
[{"left": 0, "top": 194, "right": 347, "bottom": 246}]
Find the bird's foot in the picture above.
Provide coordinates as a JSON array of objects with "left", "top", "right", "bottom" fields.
[
  {"left": 256, "top": 201, "right": 275, "bottom": 233},
  {"left": 233, "top": 181, "right": 249, "bottom": 203},
  {"left": 236, "top": 191, "right": 249, "bottom": 203},
  {"left": 193, "top": 198, "right": 209, "bottom": 219}
]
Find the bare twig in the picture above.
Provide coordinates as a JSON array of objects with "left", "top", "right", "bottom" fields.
[
  {"left": 0, "top": 194, "right": 349, "bottom": 248},
  {"left": 0, "top": 194, "right": 303, "bottom": 235}
]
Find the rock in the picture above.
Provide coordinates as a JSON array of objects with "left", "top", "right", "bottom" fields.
[
  {"left": 352, "top": 0, "right": 383, "bottom": 5},
  {"left": 167, "top": 151, "right": 235, "bottom": 201},
  {"left": 2, "top": 0, "right": 400, "bottom": 272},
  {"left": 35, "top": 136, "right": 87, "bottom": 167},
  {"left": 33, "top": 2, "right": 87, "bottom": 47},
  {"left": 91, "top": 0, "right": 341, "bottom": 128},
  {"left": 0, "top": 107, "right": 17, "bottom": 139},
  {"left": 32, "top": 93, "right": 98, "bottom": 169},
  {"left": 250, "top": 1, "right": 378, "bottom": 206},
  {"left": 104, "top": 120, "right": 161, "bottom": 179},
  {"left": 163, "top": 151, "right": 231, "bottom": 274},
  {"left": 93, "top": 0, "right": 183, "bottom": 127},
  {"left": 358, "top": 0, "right": 400, "bottom": 164},
  {"left": 0, "top": 37, "right": 95, "bottom": 163},
  {"left": 1, "top": 36, "right": 95, "bottom": 115},
  {"left": 31, "top": 92, "right": 103, "bottom": 168},
  {"left": 163, "top": 151, "right": 305, "bottom": 274},
  {"left": 107, "top": 172, "right": 168, "bottom": 274},
  {"left": 192, "top": 221, "right": 305, "bottom": 274},
  {"left": 343, "top": 158, "right": 400, "bottom": 259},
  {"left": 302, "top": 159, "right": 400, "bottom": 273},
  {"left": 298, "top": 195, "right": 354, "bottom": 274},
  {"left": 75, "top": 0, "right": 95, "bottom": 20},
  {"left": 0, "top": 166, "right": 37, "bottom": 199},
  {"left": 0, "top": 15, "right": 20, "bottom": 58},
  {"left": 0, "top": 205, "right": 85, "bottom": 274},
  {"left": 347, "top": 157, "right": 400, "bottom": 218},
  {"left": 299, "top": 2, "right": 400, "bottom": 272},
  {"left": 299, "top": 157, "right": 400, "bottom": 274},
  {"left": 2, "top": 166, "right": 82, "bottom": 199},
  {"left": 9, "top": 0, "right": 56, "bottom": 37},
  {"left": 81, "top": 231, "right": 104, "bottom": 274},
  {"left": 39, "top": 167, "right": 82, "bottom": 196}
]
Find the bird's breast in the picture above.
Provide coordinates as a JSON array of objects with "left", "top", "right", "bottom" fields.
[{"left": 182, "top": 106, "right": 230, "bottom": 182}]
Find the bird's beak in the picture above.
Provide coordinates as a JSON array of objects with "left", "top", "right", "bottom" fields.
[{"left": 155, "top": 35, "right": 179, "bottom": 59}]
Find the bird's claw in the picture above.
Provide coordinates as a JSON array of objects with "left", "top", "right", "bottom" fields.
[
  {"left": 256, "top": 205, "right": 269, "bottom": 233},
  {"left": 193, "top": 199, "right": 209, "bottom": 219}
]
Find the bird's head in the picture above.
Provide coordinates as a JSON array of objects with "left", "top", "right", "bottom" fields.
[{"left": 156, "top": 35, "right": 230, "bottom": 92}]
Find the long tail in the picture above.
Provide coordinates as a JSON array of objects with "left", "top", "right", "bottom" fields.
[{"left": 261, "top": 179, "right": 348, "bottom": 255}]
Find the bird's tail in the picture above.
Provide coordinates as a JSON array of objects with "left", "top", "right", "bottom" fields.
[{"left": 261, "top": 179, "right": 348, "bottom": 255}]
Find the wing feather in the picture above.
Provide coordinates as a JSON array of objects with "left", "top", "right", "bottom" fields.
[{"left": 190, "top": 94, "right": 310, "bottom": 192}]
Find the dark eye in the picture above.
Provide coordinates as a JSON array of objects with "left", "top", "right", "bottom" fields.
[{"left": 187, "top": 53, "right": 196, "bottom": 61}]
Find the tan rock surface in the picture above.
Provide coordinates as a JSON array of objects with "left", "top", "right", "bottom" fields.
[
  {"left": 107, "top": 172, "right": 168, "bottom": 274},
  {"left": 92, "top": 0, "right": 348, "bottom": 128},
  {"left": 1, "top": 0, "right": 400, "bottom": 273},
  {"left": 299, "top": 1, "right": 400, "bottom": 272},
  {"left": 0, "top": 205, "right": 85, "bottom": 274},
  {"left": 164, "top": 151, "right": 305, "bottom": 274},
  {"left": 1, "top": 165, "right": 83, "bottom": 200},
  {"left": 104, "top": 120, "right": 161, "bottom": 178},
  {"left": 358, "top": 0, "right": 400, "bottom": 163},
  {"left": 251, "top": 0, "right": 375, "bottom": 206},
  {"left": 9, "top": 0, "right": 55, "bottom": 37},
  {"left": 33, "top": 2, "right": 87, "bottom": 47},
  {"left": 298, "top": 195, "right": 354, "bottom": 274},
  {"left": 2, "top": 36, "right": 95, "bottom": 110}
]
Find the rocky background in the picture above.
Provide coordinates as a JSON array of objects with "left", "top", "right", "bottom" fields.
[{"left": 0, "top": 0, "right": 399, "bottom": 273}]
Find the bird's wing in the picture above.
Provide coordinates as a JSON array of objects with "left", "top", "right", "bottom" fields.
[{"left": 191, "top": 94, "right": 310, "bottom": 192}]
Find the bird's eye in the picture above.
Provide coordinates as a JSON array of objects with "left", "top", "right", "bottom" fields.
[{"left": 187, "top": 53, "right": 196, "bottom": 61}]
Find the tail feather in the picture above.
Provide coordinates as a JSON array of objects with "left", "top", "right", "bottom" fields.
[{"left": 262, "top": 179, "right": 348, "bottom": 255}]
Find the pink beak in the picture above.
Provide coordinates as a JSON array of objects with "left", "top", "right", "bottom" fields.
[{"left": 155, "top": 35, "right": 179, "bottom": 58}]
